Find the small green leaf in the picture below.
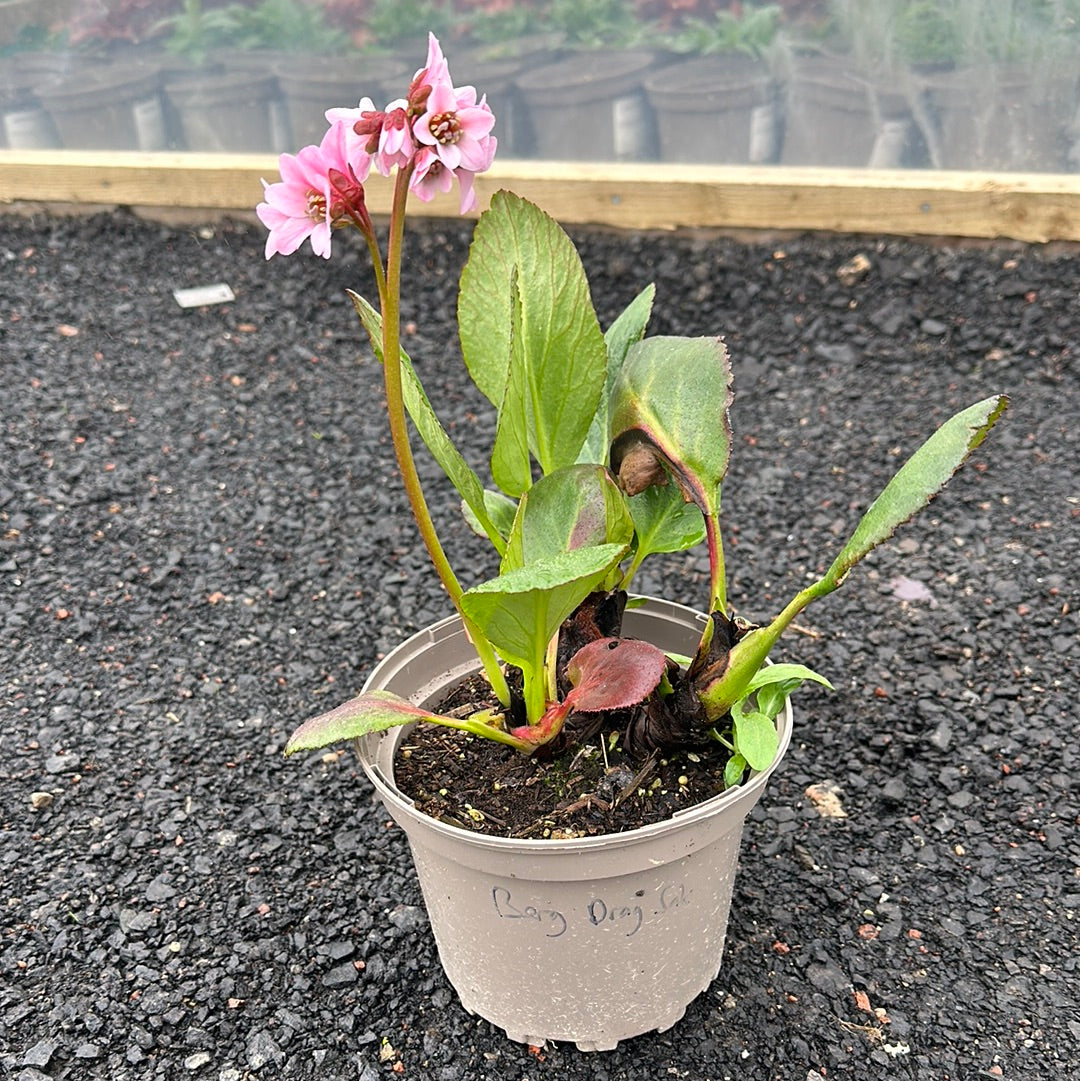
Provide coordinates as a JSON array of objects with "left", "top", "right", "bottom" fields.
[
  {"left": 733, "top": 709, "right": 779, "bottom": 772},
  {"left": 744, "top": 663, "right": 834, "bottom": 695},
  {"left": 284, "top": 690, "right": 442, "bottom": 755},
  {"left": 824, "top": 395, "right": 1009, "bottom": 588},
  {"left": 284, "top": 690, "right": 535, "bottom": 755},
  {"left": 462, "top": 489, "right": 519, "bottom": 542},
  {"left": 460, "top": 543, "right": 628, "bottom": 671},
  {"left": 723, "top": 752, "right": 748, "bottom": 789},
  {"left": 628, "top": 484, "right": 707, "bottom": 560},
  {"left": 580, "top": 283, "right": 655, "bottom": 463}
]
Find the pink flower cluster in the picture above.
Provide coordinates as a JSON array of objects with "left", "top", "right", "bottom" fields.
[{"left": 257, "top": 34, "right": 497, "bottom": 260}]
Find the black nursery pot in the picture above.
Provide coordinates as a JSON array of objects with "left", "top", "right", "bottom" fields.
[
  {"left": 515, "top": 50, "right": 660, "bottom": 161},
  {"left": 39, "top": 63, "right": 168, "bottom": 151},
  {"left": 164, "top": 68, "right": 279, "bottom": 153},
  {"left": 645, "top": 53, "right": 777, "bottom": 165}
]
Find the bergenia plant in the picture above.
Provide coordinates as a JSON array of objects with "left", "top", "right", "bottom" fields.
[{"left": 265, "top": 33, "right": 1008, "bottom": 784}]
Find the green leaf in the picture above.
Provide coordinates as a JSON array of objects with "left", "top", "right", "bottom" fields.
[
  {"left": 501, "top": 464, "right": 634, "bottom": 573},
  {"left": 283, "top": 690, "right": 446, "bottom": 755},
  {"left": 580, "top": 284, "right": 655, "bottom": 463},
  {"left": 744, "top": 663, "right": 834, "bottom": 695},
  {"left": 628, "top": 483, "right": 707, "bottom": 560},
  {"left": 609, "top": 335, "right": 733, "bottom": 519},
  {"left": 458, "top": 191, "right": 608, "bottom": 482},
  {"left": 284, "top": 690, "right": 534, "bottom": 755},
  {"left": 698, "top": 395, "right": 1008, "bottom": 722},
  {"left": 460, "top": 543, "right": 627, "bottom": 671},
  {"left": 732, "top": 708, "right": 779, "bottom": 772},
  {"left": 350, "top": 292, "right": 505, "bottom": 554},
  {"left": 462, "top": 489, "right": 519, "bottom": 543},
  {"left": 823, "top": 394, "right": 1010, "bottom": 588},
  {"left": 490, "top": 266, "right": 532, "bottom": 496},
  {"left": 723, "top": 751, "right": 748, "bottom": 789}
]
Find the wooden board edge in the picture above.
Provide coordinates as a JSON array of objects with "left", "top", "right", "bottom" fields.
[{"left": 1, "top": 151, "right": 1078, "bottom": 243}]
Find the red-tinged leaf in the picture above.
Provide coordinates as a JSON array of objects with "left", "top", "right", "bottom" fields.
[
  {"left": 565, "top": 637, "right": 668, "bottom": 713},
  {"left": 283, "top": 690, "right": 439, "bottom": 756}
]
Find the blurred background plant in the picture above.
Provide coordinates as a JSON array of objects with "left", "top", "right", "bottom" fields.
[
  {"left": 225, "top": 0, "right": 349, "bottom": 51},
  {"left": 664, "top": 2, "right": 781, "bottom": 57}
]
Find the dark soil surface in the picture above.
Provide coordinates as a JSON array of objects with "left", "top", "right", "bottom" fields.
[
  {"left": 393, "top": 702, "right": 734, "bottom": 839},
  {"left": 2, "top": 205, "right": 1077, "bottom": 1081}
]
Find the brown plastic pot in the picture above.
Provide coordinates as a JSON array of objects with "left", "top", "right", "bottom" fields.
[{"left": 354, "top": 597, "right": 793, "bottom": 1051}]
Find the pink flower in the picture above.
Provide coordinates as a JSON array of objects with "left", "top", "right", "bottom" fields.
[
  {"left": 409, "top": 138, "right": 496, "bottom": 214},
  {"left": 257, "top": 122, "right": 369, "bottom": 259},
  {"left": 413, "top": 80, "right": 497, "bottom": 175},
  {"left": 325, "top": 96, "right": 378, "bottom": 169},
  {"left": 408, "top": 32, "right": 451, "bottom": 111}
]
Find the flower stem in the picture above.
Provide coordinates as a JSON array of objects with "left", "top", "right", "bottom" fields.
[{"left": 380, "top": 166, "right": 511, "bottom": 707}]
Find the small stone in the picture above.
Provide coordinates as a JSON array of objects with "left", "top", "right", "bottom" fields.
[
  {"left": 920, "top": 318, "right": 948, "bottom": 335},
  {"left": 928, "top": 719, "right": 953, "bottom": 752},
  {"left": 387, "top": 904, "right": 427, "bottom": 933},
  {"left": 322, "top": 961, "right": 358, "bottom": 987},
  {"left": 22, "top": 1040, "right": 58, "bottom": 1068},
  {"left": 29, "top": 791, "right": 53, "bottom": 809},
  {"left": 184, "top": 1051, "right": 212, "bottom": 1070},
  {"left": 246, "top": 1030, "right": 282, "bottom": 1070},
  {"left": 881, "top": 778, "right": 906, "bottom": 803},
  {"left": 836, "top": 252, "right": 871, "bottom": 285},
  {"left": 146, "top": 875, "right": 177, "bottom": 902}
]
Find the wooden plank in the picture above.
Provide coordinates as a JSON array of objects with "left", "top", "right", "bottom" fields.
[{"left": 1, "top": 150, "right": 1077, "bottom": 242}]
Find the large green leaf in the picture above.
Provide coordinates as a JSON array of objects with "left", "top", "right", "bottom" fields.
[
  {"left": 350, "top": 292, "right": 505, "bottom": 553},
  {"left": 460, "top": 543, "right": 627, "bottom": 671},
  {"left": 501, "top": 464, "right": 634, "bottom": 573},
  {"left": 458, "top": 191, "right": 608, "bottom": 483},
  {"left": 697, "top": 395, "right": 1009, "bottom": 722},
  {"left": 822, "top": 394, "right": 1010, "bottom": 588},
  {"left": 580, "top": 284, "right": 655, "bottom": 463},
  {"left": 490, "top": 267, "right": 532, "bottom": 496},
  {"left": 608, "top": 335, "right": 733, "bottom": 519}
]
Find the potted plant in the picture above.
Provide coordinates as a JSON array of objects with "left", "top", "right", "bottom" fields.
[
  {"left": 644, "top": 2, "right": 784, "bottom": 164},
  {"left": 783, "top": 0, "right": 933, "bottom": 168},
  {"left": 154, "top": 0, "right": 281, "bottom": 151},
  {"left": 257, "top": 33, "right": 1008, "bottom": 1049},
  {"left": 514, "top": 0, "right": 663, "bottom": 160},
  {"left": 918, "top": 0, "right": 1080, "bottom": 172}
]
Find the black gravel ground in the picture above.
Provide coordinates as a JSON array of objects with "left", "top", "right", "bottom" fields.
[{"left": 1, "top": 205, "right": 1077, "bottom": 1081}]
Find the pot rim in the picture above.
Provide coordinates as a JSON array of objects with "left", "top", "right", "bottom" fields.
[{"left": 356, "top": 595, "right": 793, "bottom": 855}]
